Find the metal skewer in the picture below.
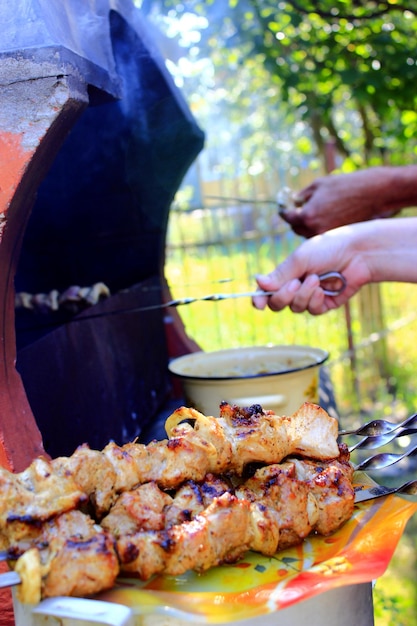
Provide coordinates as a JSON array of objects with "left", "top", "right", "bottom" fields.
[
  {"left": 93, "top": 271, "right": 346, "bottom": 314},
  {"left": 339, "top": 412, "right": 417, "bottom": 438},
  {"left": 354, "top": 442, "right": 417, "bottom": 472},
  {"left": 348, "top": 427, "right": 417, "bottom": 452},
  {"left": 68, "top": 272, "right": 347, "bottom": 319},
  {"left": 0, "top": 570, "right": 20, "bottom": 588},
  {"left": 354, "top": 478, "right": 417, "bottom": 502},
  {"left": 16, "top": 271, "right": 347, "bottom": 333}
]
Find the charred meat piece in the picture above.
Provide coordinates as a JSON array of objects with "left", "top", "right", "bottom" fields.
[
  {"left": 115, "top": 492, "right": 272, "bottom": 579},
  {"left": 0, "top": 458, "right": 87, "bottom": 550},
  {"left": 52, "top": 444, "right": 117, "bottom": 518},
  {"left": 217, "top": 403, "right": 295, "bottom": 474},
  {"left": 13, "top": 510, "right": 119, "bottom": 603},
  {"left": 235, "top": 461, "right": 319, "bottom": 550},
  {"left": 289, "top": 445, "right": 355, "bottom": 535},
  {"left": 101, "top": 482, "right": 173, "bottom": 537},
  {"left": 163, "top": 480, "right": 206, "bottom": 527}
]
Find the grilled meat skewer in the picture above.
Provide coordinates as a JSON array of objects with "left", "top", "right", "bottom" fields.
[
  {"left": 8, "top": 446, "right": 354, "bottom": 599},
  {"left": 103, "top": 448, "right": 354, "bottom": 580},
  {"left": 0, "top": 402, "right": 353, "bottom": 603},
  {"left": 0, "top": 402, "right": 338, "bottom": 537},
  {"left": 51, "top": 402, "right": 339, "bottom": 519}
]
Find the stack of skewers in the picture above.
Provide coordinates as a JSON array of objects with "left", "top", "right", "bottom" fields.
[{"left": 0, "top": 402, "right": 356, "bottom": 604}]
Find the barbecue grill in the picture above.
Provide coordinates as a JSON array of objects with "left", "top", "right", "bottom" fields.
[{"left": 0, "top": 0, "right": 204, "bottom": 472}]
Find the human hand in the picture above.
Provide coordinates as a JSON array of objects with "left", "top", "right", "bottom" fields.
[
  {"left": 253, "top": 216, "right": 417, "bottom": 315},
  {"left": 252, "top": 224, "right": 372, "bottom": 315},
  {"left": 279, "top": 168, "right": 407, "bottom": 238}
]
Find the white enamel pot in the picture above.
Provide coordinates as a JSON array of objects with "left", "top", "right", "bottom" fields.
[{"left": 168, "top": 345, "right": 329, "bottom": 417}]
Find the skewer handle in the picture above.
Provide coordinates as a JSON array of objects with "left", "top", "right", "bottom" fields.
[{"left": 0, "top": 570, "right": 20, "bottom": 588}]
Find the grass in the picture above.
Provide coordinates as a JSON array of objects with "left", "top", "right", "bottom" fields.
[{"left": 373, "top": 514, "right": 417, "bottom": 625}]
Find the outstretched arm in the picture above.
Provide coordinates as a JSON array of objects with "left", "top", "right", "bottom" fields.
[
  {"left": 280, "top": 166, "right": 417, "bottom": 238},
  {"left": 253, "top": 217, "right": 417, "bottom": 316}
]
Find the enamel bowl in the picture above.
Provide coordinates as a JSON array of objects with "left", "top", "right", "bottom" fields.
[{"left": 168, "top": 344, "right": 329, "bottom": 417}]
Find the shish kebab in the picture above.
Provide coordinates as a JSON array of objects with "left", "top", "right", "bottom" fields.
[{"left": 0, "top": 402, "right": 355, "bottom": 604}]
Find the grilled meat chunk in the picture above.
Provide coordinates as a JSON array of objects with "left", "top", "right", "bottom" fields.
[
  {"left": 284, "top": 402, "right": 340, "bottom": 460},
  {"left": 122, "top": 430, "right": 218, "bottom": 490},
  {"left": 101, "top": 474, "right": 232, "bottom": 536},
  {"left": 164, "top": 480, "right": 206, "bottom": 527},
  {"left": 235, "top": 461, "right": 319, "bottom": 550},
  {"left": 13, "top": 510, "right": 119, "bottom": 603},
  {"left": 115, "top": 491, "right": 278, "bottom": 579},
  {"left": 0, "top": 458, "right": 87, "bottom": 550},
  {"left": 101, "top": 482, "right": 173, "bottom": 537},
  {"left": 52, "top": 444, "right": 117, "bottom": 518},
  {"left": 289, "top": 445, "right": 355, "bottom": 535},
  {"left": 216, "top": 403, "right": 296, "bottom": 474},
  {"left": 165, "top": 406, "right": 233, "bottom": 473},
  {"left": 0, "top": 458, "right": 87, "bottom": 526}
]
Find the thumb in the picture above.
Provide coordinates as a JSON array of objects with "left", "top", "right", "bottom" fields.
[
  {"left": 278, "top": 209, "right": 312, "bottom": 238},
  {"left": 256, "top": 271, "right": 301, "bottom": 292},
  {"left": 293, "top": 185, "right": 314, "bottom": 206}
]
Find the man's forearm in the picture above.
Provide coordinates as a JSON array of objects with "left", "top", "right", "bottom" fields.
[{"left": 379, "top": 165, "right": 417, "bottom": 211}]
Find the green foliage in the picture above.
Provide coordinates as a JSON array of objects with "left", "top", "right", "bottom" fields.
[{"left": 141, "top": 0, "right": 417, "bottom": 168}]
